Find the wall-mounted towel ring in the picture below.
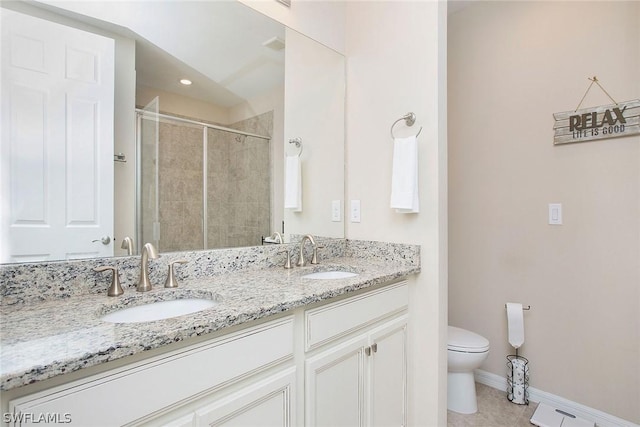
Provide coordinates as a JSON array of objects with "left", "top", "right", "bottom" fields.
[
  {"left": 390, "top": 112, "right": 423, "bottom": 139},
  {"left": 289, "top": 137, "right": 303, "bottom": 156}
]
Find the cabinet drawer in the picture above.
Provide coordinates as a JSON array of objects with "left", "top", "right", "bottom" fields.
[
  {"left": 10, "top": 317, "right": 293, "bottom": 426},
  {"left": 304, "top": 281, "right": 408, "bottom": 351}
]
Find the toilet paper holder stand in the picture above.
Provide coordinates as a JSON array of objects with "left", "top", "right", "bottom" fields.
[
  {"left": 507, "top": 354, "right": 529, "bottom": 406},
  {"left": 505, "top": 304, "right": 530, "bottom": 405}
]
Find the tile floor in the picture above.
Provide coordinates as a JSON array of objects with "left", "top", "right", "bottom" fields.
[{"left": 447, "top": 383, "right": 538, "bottom": 427}]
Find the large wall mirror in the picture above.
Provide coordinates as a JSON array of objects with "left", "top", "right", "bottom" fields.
[{"left": 0, "top": 0, "right": 345, "bottom": 264}]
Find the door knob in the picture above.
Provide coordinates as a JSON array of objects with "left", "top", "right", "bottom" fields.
[{"left": 92, "top": 236, "right": 111, "bottom": 245}]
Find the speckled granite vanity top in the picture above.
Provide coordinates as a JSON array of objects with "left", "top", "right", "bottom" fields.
[{"left": 0, "top": 239, "right": 420, "bottom": 391}]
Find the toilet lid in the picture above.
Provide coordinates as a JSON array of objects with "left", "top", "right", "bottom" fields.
[{"left": 448, "top": 326, "right": 490, "bottom": 352}]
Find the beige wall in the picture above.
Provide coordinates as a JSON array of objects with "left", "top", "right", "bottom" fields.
[
  {"left": 449, "top": 1, "right": 640, "bottom": 423},
  {"left": 238, "top": 0, "right": 345, "bottom": 54},
  {"left": 247, "top": 2, "right": 447, "bottom": 425},
  {"left": 136, "top": 85, "right": 230, "bottom": 124},
  {"left": 345, "top": 1, "right": 447, "bottom": 425},
  {"left": 283, "top": 27, "right": 345, "bottom": 241}
]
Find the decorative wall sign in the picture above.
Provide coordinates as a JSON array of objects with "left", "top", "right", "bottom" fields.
[{"left": 553, "top": 99, "right": 640, "bottom": 145}]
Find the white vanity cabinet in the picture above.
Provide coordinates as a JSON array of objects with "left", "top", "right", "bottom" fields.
[
  {"left": 8, "top": 318, "right": 294, "bottom": 427},
  {"left": 6, "top": 280, "right": 410, "bottom": 427},
  {"left": 303, "top": 281, "right": 409, "bottom": 427}
]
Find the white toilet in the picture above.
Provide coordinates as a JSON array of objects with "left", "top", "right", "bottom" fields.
[{"left": 447, "top": 326, "right": 490, "bottom": 414}]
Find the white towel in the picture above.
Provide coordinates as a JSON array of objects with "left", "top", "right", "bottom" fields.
[
  {"left": 506, "top": 302, "right": 525, "bottom": 349},
  {"left": 390, "top": 135, "right": 419, "bottom": 213},
  {"left": 284, "top": 155, "right": 302, "bottom": 211}
]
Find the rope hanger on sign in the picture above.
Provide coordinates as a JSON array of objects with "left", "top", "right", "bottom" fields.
[{"left": 574, "top": 76, "right": 618, "bottom": 111}]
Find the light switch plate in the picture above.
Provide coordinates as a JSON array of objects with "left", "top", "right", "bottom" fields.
[
  {"left": 350, "top": 200, "right": 361, "bottom": 223},
  {"left": 549, "top": 203, "right": 562, "bottom": 225},
  {"left": 331, "top": 200, "right": 341, "bottom": 222}
]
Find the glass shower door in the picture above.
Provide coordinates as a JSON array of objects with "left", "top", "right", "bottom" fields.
[{"left": 138, "top": 97, "right": 160, "bottom": 250}]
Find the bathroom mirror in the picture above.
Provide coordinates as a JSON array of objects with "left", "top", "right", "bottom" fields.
[{"left": 0, "top": 0, "right": 345, "bottom": 263}]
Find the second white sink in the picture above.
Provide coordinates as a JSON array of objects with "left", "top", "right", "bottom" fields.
[
  {"left": 101, "top": 298, "right": 217, "bottom": 324},
  {"left": 302, "top": 271, "right": 358, "bottom": 280}
]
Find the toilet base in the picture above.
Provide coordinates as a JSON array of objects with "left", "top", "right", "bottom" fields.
[{"left": 447, "top": 371, "right": 478, "bottom": 414}]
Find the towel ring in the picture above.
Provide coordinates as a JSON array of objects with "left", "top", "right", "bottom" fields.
[
  {"left": 390, "top": 112, "right": 423, "bottom": 139},
  {"left": 288, "top": 137, "right": 303, "bottom": 156}
]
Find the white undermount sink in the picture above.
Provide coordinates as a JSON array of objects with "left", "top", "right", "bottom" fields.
[
  {"left": 101, "top": 298, "right": 217, "bottom": 324},
  {"left": 302, "top": 270, "right": 358, "bottom": 280}
]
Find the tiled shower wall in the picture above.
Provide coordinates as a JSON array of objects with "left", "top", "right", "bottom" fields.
[
  {"left": 158, "top": 122, "right": 204, "bottom": 252},
  {"left": 207, "top": 112, "right": 272, "bottom": 248},
  {"left": 141, "top": 111, "right": 272, "bottom": 252}
]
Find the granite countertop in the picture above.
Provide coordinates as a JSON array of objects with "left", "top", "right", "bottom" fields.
[{"left": 0, "top": 256, "right": 419, "bottom": 391}]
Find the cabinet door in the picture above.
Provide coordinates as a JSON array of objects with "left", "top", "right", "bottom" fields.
[
  {"left": 305, "top": 336, "right": 368, "bottom": 427},
  {"left": 368, "top": 316, "right": 408, "bottom": 427},
  {"left": 193, "top": 368, "right": 296, "bottom": 427}
]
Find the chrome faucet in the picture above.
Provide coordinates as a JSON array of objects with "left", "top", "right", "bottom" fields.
[
  {"left": 271, "top": 232, "right": 284, "bottom": 244},
  {"left": 121, "top": 236, "right": 134, "bottom": 256},
  {"left": 297, "top": 234, "right": 319, "bottom": 267},
  {"left": 137, "top": 242, "right": 159, "bottom": 292},
  {"left": 263, "top": 232, "right": 284, "bottom": 244}
]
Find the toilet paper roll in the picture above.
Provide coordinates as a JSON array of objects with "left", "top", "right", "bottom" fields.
[
  {"left": 511, "top": 382, "right": 527, "bottom": 404},
  {"left": 508, "top": 357, "right": 528, "bottom": 404},
  {"left": 506, "top": 302, "right": 525, "bottom": 349},
  {"left": 510, "top": 358, "right": 528, "bottom": 385}
]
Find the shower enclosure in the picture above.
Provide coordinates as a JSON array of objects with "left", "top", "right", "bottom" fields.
[{"left": 136, "top": 108, "right": 272, "bottom": 253}]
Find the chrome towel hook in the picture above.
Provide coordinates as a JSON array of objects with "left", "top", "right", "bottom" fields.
[{"left": 390, "top": 112, "right": 423, "bottom": 139}]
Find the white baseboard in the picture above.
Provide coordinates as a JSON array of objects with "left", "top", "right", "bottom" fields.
[{"left": 474, "top": 369, "right": 639, "bottom": 427}]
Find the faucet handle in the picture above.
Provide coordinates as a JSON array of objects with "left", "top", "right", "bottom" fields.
[
  {"left": 94, "top": 266, "right": 124, "bottom": 297},
  {"left": 310, "top": 245, "right": 324, "bottom": 265},
  {"left": 165, "top": 260, "right": 188, "bottom": 288},
  {"left": 280, "top": 250, "right": 293, "bottom": 269}
]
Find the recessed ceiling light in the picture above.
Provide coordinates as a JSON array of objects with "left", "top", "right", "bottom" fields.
[{"left": 179, "top": 78, "right": 192, "bottom": 86}]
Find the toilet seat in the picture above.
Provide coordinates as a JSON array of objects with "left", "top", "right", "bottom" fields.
[{"left": 448, "top": 326, "right": 490, "bottom": 353}]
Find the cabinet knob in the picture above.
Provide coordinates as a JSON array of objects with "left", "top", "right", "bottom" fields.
[{"left": 371, "top": 343, "right": 378, "bottom": 353}]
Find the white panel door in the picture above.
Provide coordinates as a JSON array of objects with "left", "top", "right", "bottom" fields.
[{"left": 0, "top": 8, "right": 115, "bottom": 262}]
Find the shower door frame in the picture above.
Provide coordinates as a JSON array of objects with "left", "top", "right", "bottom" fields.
[{"left": 135, "top": 109, "right": 271, "bottom": 253}]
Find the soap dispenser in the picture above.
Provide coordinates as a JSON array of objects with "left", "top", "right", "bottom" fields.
[{"left": 164, "top": 260, "right": 188, "bottom": 288}]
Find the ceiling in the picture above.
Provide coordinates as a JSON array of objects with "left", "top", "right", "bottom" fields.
[
  {"left": 34, "top": 0, "right": 472, "bottom": 107},
  {"left": 130, "top": 1, "right": 285, "bottom": 108},
  {"left": 36, "top": 1, "right": 286, "bottom": 108}
]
